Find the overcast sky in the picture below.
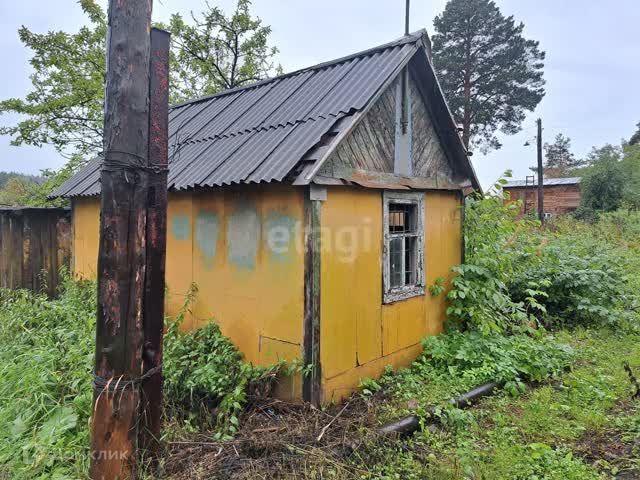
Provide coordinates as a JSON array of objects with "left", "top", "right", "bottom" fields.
[{"left": 1, "top": 0, "right": 639, "bottom": 188}]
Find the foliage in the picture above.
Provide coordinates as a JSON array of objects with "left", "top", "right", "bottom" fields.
[
  {"left": 432, "top": 0, "right": 545, "bottom": 151},
  {"left": 0, "top": 0, "right": 280, "bottom": 158},
  {"left": 629, "top": 120, "right": 640, "bottom": 146},
  {"left": 0, "top": 172, "right": 46, "bottom": 207},
  {"left": 510, "top": 245, "right": 632, "bottom": 329},
  {"left": 620, "top": 143, "right": 640, "bottom": 209},
  {"left": 0, "top": 272, "right": 95, "bottom": 479},
  {"left": 0, "top": 0, "right": 106, "bottom": 157},
  {"left": 446, "top": 174, "right": 543, "bottom": 333},
  {"left": 0, "top": 171, "right": 41, "bottom": 189},
  {"left": 0, "top": 277, "right": 295, "bottom": 477},
  {"left": 163, "top": 284, "right": 288, "bottom": 439},
  {"left": 166, "top": 0, "right": 281, "bottom": 103},
  {"left": 577, "top": 145, "right": 626, "bottom": 217},
  {"left": 421, "top": 330, "right": 573, "bottom": 394},
  {"left": 534, "top": 133, "right": 584, "bottom": 177}
]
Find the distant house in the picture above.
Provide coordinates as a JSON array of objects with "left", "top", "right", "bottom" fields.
[
  {"left": 51, "top": 30, "right": 479, "bottom": 404},
  {"left": 504, "top": 177, "right": 581, "bottom": 218}
]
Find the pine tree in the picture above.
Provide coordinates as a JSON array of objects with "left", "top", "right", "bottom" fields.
[
  {"left": 542, "top": 133, "right": 584, "bottom": 177},
  {"left": 432, "top": 0, "right": 545, "bottom": 152}
]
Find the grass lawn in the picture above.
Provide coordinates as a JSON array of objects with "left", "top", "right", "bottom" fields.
[{"left": 372, "top": 328, "right": 640, "bottom": 480}]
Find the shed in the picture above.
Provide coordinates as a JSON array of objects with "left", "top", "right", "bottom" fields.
[
  {"left": 0, "top": 207, "right": 71, "bottom": 297},
  {"left": 52, "top": 30, "right": 479, "bottom": 403},
  {"left": 504, "top": 177, "right": 582, "bottom": 218}
]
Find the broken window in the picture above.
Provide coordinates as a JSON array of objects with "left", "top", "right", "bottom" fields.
[{"left": 383, "top": 191, "right": 425, "bottom": 303}]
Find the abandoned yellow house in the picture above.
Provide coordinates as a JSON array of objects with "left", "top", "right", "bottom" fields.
[{"left": 52, "top": 30, "right": 480, "bottom": 404}]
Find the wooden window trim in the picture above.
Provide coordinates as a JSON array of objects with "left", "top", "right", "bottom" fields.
[{"left": 382, "top": 190, "right": 425, "bottom": 304}]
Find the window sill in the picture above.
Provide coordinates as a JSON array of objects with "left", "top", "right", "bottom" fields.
[{"left": 383, "top": 285, "right": 425, "bottom": 304}]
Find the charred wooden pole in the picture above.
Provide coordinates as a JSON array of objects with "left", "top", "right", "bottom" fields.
[
  {"left": 537, "top": 118, "right": 544, "bottom": 224},
  {"left": 140, "top": 27, "right": 171, "bottom": 460},
  {"left": 90, "top": 0, "right": 152, "bottom": 478}
]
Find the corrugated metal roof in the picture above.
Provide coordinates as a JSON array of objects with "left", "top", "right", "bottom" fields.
[
  {"left": 504, "top": 177, "right": 581, "bottom": 188},
  {"left": 52, "top": 32, "right": 423, "bottom": 198}
]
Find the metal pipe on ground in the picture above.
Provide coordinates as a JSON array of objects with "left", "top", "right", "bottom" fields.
[{"left": 378, "top": 381, "right": 500, "bottom": 437}]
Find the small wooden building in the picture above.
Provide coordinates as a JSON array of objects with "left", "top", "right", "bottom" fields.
[
  {"left": 52, "top": 31, "right": 479, "bottom": 403},
  {"left": 504, "top": 177, "right": 581, "bottom": 218},
  {"left": 0, "top": 207, "right": 71, "bottom": 296}
]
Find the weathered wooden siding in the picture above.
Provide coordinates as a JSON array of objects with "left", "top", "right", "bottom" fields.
[
  {"left": 319, "top": 82, "right": 396, "bottom": 177},
  {"left": 410, "top": 76, "right": 452, "bottom": 180},
  {"left": 0, "top": 208, "right": 71, "bottom": 296},
  {"left": 318, "top": 73, "right": 453, "bottom": 185},
  {"left": 319, "top": 187, "right": 462, "bottom": 402},
  {"left": 505, "top": 184, "right": 581, "bottom": 216},
  {"left": 71, "top": 185, "right": 305, "bottom": 399}
]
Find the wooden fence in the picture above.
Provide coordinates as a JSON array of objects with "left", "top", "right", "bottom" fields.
[{"left": 0, "top": 207, "right": 71, "bottom": 297}]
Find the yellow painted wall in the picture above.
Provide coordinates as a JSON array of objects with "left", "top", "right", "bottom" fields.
[
  {"left": 72, "top": 198, "right": 101, "bottom": 279},
  {"left": 319, "top": 187, "right": 462, "bottom": 402},
  {"left": 71, "top": 185, "right": 462, "bottom": 403},
  {"left": 71, "top": 185, "right": 305, "bottom": 399}
]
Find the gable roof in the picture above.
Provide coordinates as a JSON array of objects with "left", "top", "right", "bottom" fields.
[
  {"left": 504, "top": 177, "right": 581, "bottom": 188},
  {"left": 52, "top": 30, "right": 478, "bottom": 198}
]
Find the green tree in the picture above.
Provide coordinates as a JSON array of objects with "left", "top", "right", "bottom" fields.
[
  {"left": 577, "top": 145, "right": 625, "bottom": 217},
  {"left": 539, "top": 133, "right": 584, "bottom": 177},
  {"left": 0, "top": 0, "right": 280, "bottom": 203},
  {"left": 0, "top": 177, "right": 31, "bottom": 206},
  {"left": 0, "top": 0, "right": 106, "bottom": 157},
  {"left": 620, "top": 143, "right": 640, "bottom": 209},
  {"left": 432, "top": 0, "right": 545, "bottom": 151},
  {"left": 167, "top": 0, "right": 281, "bottom": 103},
  {"left": 629, "top": 121, "right": 640, "bottom": 146},
  {"left": 0, "top": 0, "right": 280, "bottom": 156}
]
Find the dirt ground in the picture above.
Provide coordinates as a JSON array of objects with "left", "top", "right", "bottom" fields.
[{"left": 163, "top": 393, "right": 389, "bottom": 479}]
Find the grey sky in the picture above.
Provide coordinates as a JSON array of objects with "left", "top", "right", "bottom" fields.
[{"left": 1, "top": 0, "right": 639, "bottom": 188}]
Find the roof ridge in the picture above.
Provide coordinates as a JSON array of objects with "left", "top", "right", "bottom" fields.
[{"left": 170, "top": 30, "right": 427, "bottom": 110}]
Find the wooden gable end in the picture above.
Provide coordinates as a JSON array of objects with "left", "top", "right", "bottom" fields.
[{"left": 317, "top": 71, "right": 458, "bottom": 187}]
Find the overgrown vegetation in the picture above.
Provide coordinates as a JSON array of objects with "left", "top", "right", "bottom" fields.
[
  {"left": 2, "top": 176, "right": 639, "bottom": 479},
  {"left": 0, "top": 277, "right": 284, "bottom": 479}
]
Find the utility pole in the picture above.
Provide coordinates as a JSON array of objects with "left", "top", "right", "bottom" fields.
[
  {"left": 537, "top": 118, "right": 544, "bottom": 224},
  {"left": 140, "top": 26, "right": 171, "bottom": 460},
  {"left": 90, "top": 0, "right": 153, "bottom": 478}
]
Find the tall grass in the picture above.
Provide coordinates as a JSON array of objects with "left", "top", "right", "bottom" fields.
[{"left": 0, "top": 273, "right": 94, "bottom": 479}]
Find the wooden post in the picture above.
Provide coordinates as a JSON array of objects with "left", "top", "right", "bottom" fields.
[
  {"left": 537, "top": 118, "right": 544, "bottom": 224},
  {"left": 303, "top": 186, "right": 323, "bottom": 406},
  {"left": 90, "top": 0, "right": 152, "bottom": 478},
  {"left": 140, "top": 27, "right": 170, "bottom": 460}
]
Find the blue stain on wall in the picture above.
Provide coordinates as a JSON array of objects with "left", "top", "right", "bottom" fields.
[
  {"left": 171, "top": 215, "right": 191, "bottom": 241},
  {"left": 227, "top": 202, "right": 259, "bottom": 270},
  {"left": 195, "top": 211, "right": 219, "bottom": 268},
  {"left": 264, "top": 211, "right": 296, "bottom": 263}
]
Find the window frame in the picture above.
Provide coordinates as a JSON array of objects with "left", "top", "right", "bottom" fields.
[{"left": 382, "top": 191, "right": 425, "bottom": 304}]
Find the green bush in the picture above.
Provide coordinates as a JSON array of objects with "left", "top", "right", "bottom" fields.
[
  {"left": 509, "top": 246, "right": 631, "bottom": 328},
  {"left": 163, "top": 286, "right": 288, "bottom": 439},
  {"left": 420, "top": 330, "right": 573, "bottom": 395}
]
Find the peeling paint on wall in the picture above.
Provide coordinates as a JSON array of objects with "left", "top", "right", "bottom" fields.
[
  {"left": 227, "top": 202, "right": 259, "bottom": 270},
  {"left": 171, "top": 215, "right": 191, "bottom": 241},
  {"left": 264, "top": 211, "right": 296, "bottom": 263},
  {"left": 195, "top": 211, "right": 219, "bottom": 268}
]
